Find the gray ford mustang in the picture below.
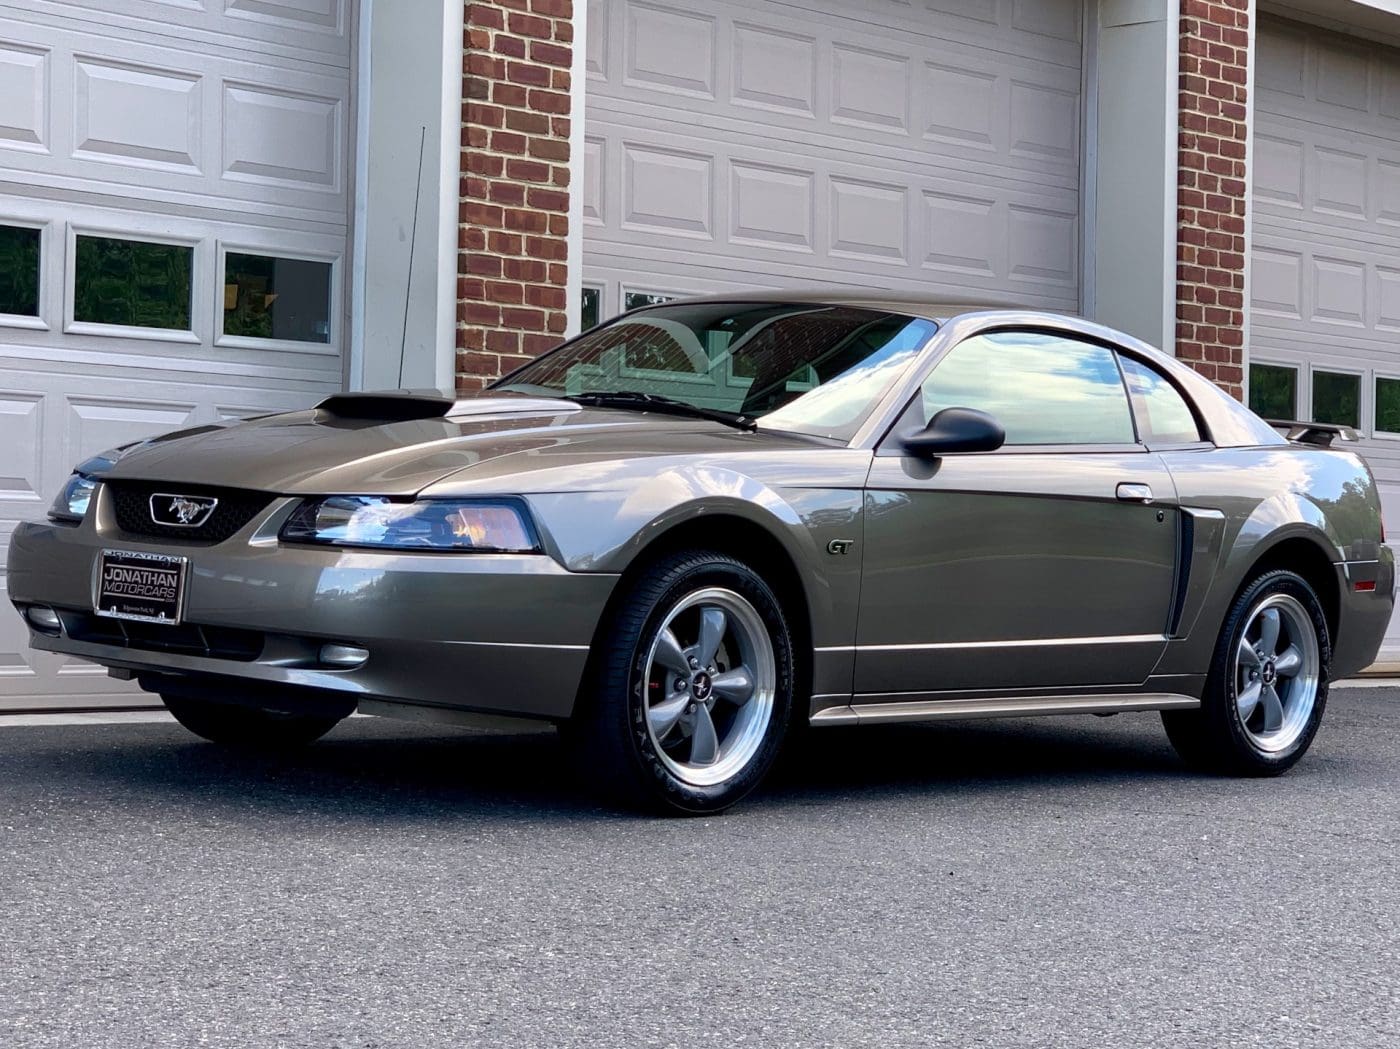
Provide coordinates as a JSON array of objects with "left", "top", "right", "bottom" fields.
[{"left": 8, "top": 294, "right": 1395, "bottom": 813}]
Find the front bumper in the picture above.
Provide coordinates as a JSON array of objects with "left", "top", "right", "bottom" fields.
[{"left": 7, "top": 491, "right": 616, "bottom": 720}]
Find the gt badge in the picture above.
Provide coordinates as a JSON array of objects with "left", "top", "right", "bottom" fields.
[{"left": 827, "top": 539, "right": 855, "bottom": 556}]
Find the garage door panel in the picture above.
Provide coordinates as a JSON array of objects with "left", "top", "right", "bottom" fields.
[
  {"left": 730, "top": 22, "right": 817, "bottom": 117},
  {"left": 593, "top": 5, "right": 1080, "bottom": 179},
  {"left": 0, "top": 393, "right": 43, "bottom": 504},
  {"left": 17, "top": 0, "right": 351, "bottom": 62},
  {"left": 589, "top": 125, "right": 1078, "bottom": 300},
  {"left": 1255, "top": 16, "right": 1400, "bottom": 659},
  {"left": 0, "top": 0, "right": 349, "bottom": 708},
  {"left": 0, "top": 358, "right": 337, "bottom": 709},
  {"left": 0, "top": 12, "right": 349, "bottom": 225},
  {"left": 585, "top": 0, "right": 1082, "bottom": 313},
  {"left": 0, "top": 41, "right": 47, "bottom": 153}
]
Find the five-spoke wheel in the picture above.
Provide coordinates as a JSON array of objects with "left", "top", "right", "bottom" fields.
[
  {"left": 1162, "top": 568, "right": 1330, "bottom": 775},
  {"left": 569, "top": 550, "right": 794, "bottom": 814},
  {"left": 642, "top": 587, "right": 776, "bottom": 787},
  {"left": 1233, "top": 593, "right": 1320, "bottom": 752}
]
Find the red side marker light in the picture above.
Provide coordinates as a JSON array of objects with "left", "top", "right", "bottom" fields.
[{"left": 1355, "top": 580, "right": 1377, "bottom": 592}]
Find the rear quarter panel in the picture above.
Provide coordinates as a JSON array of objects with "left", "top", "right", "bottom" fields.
[{"left": 1156, "top": 443, "right": 1393, "bottom": 678}]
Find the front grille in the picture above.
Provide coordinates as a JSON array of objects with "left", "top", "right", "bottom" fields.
[
  {"left": 61, "top": 611, "right": 263, "bottom": 662},
  {"left": 106, "top": 481, "right": 275, "bottom": 543}
]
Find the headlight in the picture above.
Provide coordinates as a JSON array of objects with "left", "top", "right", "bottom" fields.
[
  {"left": 279, "top": 497, "right": 541, "bottom": 553},
  {"left": 47, "top": 445, "right": 139, "bottom": 523},
  {"left": 49, "top": 473, "right": 98, "bottom": 523}
]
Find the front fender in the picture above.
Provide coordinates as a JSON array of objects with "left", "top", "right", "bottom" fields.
[{"left": 526, "top": 465, "right": 856, "bottom": 638}]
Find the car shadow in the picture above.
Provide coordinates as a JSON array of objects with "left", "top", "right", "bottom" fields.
[
  {"left": 765, "top": 715, "right": 1188, "bottom": 801},
  {"left": 4, "top": 712, "right": 1196, "bottom": 823}
]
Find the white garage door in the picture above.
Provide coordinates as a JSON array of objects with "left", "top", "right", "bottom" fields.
[
  {"left": 0, "top": 0, "right": 353, "bottom": 710},
  {"left": 1251, "top": 16, "right": 1400, "bottom": 659},
  {"left": 580, "top": 0, "right": 1084, "bottom": 320}
]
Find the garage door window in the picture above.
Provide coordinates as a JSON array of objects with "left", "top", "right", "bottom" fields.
[
  {"left": 623, "top": 290, "right": 676, "bottom": 312},
  {"left": 222, "top": 252, "right": 332, "bottom": 345},
  {"left": 74, "top": 235, "right": 192, "bottom": 331},
  {"left": 1376, "top": 377, "right": 1400, "bottom": 435},
  {"left": 1248, "top": 363, "right": 1297, "bottom": 421},
  {"left": 1312, "top": 370, "right": 1361, "bottom": 429},
  {"left": 0, "top": 224, "right": 40, "bottom": 318},
  {"left": 580, "top": 286, "right": 601, "bottom": 331}
]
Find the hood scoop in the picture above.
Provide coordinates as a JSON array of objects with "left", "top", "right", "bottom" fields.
[
  {"left": 317, "top": 391, "right": 455, "bottom": 421},
  {"left": 316, "top": 391, "right": 581, "bottom": 422}
]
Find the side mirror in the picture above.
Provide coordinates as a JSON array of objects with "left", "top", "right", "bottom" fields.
[{"left": 900, "top": 407, "right": 1006, "bottom": 459}]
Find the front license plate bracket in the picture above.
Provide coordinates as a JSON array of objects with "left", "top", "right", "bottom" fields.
[{"left": 94, "top": 549, "right": 189, "bottom": 625}]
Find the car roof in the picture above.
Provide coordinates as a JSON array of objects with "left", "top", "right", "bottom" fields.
[
  {"left": 639, "top": 288, "right": 1051, "bottom": 323},
  {"left": 627, "top": 288, "right": 1284, "bottom": 449}
]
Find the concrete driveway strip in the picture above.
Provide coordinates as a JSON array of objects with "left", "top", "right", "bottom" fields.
[{"left": 0, "top": 689, "right": 1397, "bottom": 1048}]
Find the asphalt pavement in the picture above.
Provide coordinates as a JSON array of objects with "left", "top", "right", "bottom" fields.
[{"left": 2, "top": 688, "right": 1399, "bottom": 1048}]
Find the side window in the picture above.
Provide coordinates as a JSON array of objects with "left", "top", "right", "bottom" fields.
[
  {"left": 916, "top": 331, "right": 1136, "bottom": 445},
  {"left": 1119, "top": 356, "right": 1203, "bottom": 444}
]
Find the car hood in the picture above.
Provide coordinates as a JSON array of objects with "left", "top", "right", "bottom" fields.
[{"left": 99, "top": 394, "right": 797, "bottom": 496}]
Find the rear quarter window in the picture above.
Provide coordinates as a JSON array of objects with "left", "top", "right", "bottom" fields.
[{"left": 1119, "top": 356, "right": 1203, "bottom": 444}]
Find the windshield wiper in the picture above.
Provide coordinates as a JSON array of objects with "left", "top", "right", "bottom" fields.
[{"left": 565, "top": 390, "right": 758, "bottom": 432}]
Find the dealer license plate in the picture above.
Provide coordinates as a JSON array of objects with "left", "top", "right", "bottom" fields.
[{"left": 94, "top": 549, "right": 188, "bottom": 625}]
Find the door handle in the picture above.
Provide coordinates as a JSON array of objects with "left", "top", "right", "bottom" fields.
[{"left": 1116, "top": 482, "right": 1154, "bottom": 503}]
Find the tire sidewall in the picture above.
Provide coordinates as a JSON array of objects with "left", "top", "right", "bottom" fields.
[
  {"left": 1213, "top": 570, "right": 1331, "bottom": 770},
  {"left": 621, "top": 556, "right": 795, "bottom": 814}
]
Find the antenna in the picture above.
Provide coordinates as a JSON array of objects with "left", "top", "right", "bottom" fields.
[{"left": 397, "top": 124, "right": 427, "bottom": 390}]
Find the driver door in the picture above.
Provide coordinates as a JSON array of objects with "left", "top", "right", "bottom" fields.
[{"left": 855, "top": 329, "right": 1180, "bottom": 698}]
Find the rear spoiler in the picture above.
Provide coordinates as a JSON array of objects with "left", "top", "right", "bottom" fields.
[{"left": 1265, "top": 419, "right": 1359, "bottom": 448}]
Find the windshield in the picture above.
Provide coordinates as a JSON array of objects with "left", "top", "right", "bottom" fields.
[{"left": 492, "top": 302, "right": 937, "bottom": 442}]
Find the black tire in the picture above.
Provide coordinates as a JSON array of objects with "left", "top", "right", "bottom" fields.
[
  {"left": 1162, "top": 569, "right": 1330, "bottom": 776},
  {"left": 162, "top": 694, "right": 344, "bottom": 749},
  {"left": 567, "top": 550, "right": 796, "bottom": 815}
]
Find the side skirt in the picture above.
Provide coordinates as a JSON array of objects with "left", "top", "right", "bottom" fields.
[{"left": 809, "top": 692, "right": 1200, "bottom": 726}]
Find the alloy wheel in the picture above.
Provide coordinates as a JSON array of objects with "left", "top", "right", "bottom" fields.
[
  {"left": 641, "top": 587, "right": 776, "bottom": 787},
  {"left": 1233, "top": 593, "right": 1321, "bottom": 753}
]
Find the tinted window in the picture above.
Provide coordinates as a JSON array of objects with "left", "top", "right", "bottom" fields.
[
  {"left": 495, "top": 302, "right": 935, "bottom": 441},
  {"left": 0, "top": 224, "right": 40, "bottom": 317},
  {"left": 917, "top": 331, "right": 1135, "bottom": 445},
  {"left": 1377, "top": 376, "right": 1400, "bottom": 433},
  {"left": 580, "top": 286, "right": 601, "bottom": 331},
  {"left": 624, "top": 290, "right": 675, "bottom": 311},
  {"left": 1249, "top": 363, "right": 1297, "bottom": 420},
  {"left": 1119, "top": 357, "right": 1202, "bottom": 444},
  {"left": 1313, "top": 370, "right": 1360, "bottom": 428},
  {"left": 223, "top": 252, "right": 332, "bottom": 344},
  {"left": 74, "top": 235, "right": 192, "bottom": 330}
]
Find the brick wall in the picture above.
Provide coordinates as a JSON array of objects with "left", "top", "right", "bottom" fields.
[
  {"left": 1176, "top": 0, "right": 1250, "bottom": 400},
  {"left": 457, "top": 0, "right": 574, "bottom": 394}
]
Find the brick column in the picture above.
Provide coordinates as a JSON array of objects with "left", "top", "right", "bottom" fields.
[
  {"left": 457, "top": 0, "right": 574, "bottom": 394},
  {"left": 1175, "top": 0, "right": 1250, "bottom": 400}
]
